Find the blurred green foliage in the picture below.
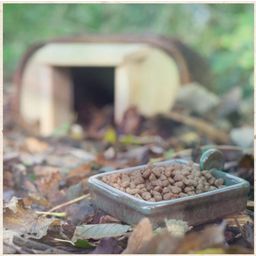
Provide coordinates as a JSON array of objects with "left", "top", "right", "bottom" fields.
[{"left": 3, "top": 4, "right": 253, "bottom": 96}]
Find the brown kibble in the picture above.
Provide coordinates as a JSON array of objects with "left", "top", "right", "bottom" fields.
[
  {"left": 152, "top": 167, "right": 163, "bottom": 177},
  {"left": 122, "top": 180, "right": 130, "bottom": 188},
  {"left": 163, "top": 193, "right": 172, "bottom": 200},
  {"left": 126, "top": 188, "right": 139, "bottom": 195},
  {"left": 171, "top": 186, "right": 182, "bottom": 194},
  {"left": 162, "top": 187, "right": 170, "bottom": 194},
  {"left": 215, "top": 178, "right": 224, "bottom": 187},
  {"left": 168, "top": 178, "right": 175, "bottom": 185},
  {"left": 176, "top": 181, "right": 184, "bottom": 188},
  {"left": 149, "top": 173, "right": 157, "bottom": 181},
  {"left": 184, "top": 186, "right": 194, "bottom": 193},
  {"left": 196, "top": 183, "right": 204, "bottom": 190},
  {"left": 173, "top": 174, "right": 183, "bottom": 182},
  {"left": 203, "top": 185, "right": 210, "bottom": 192},
  {"left": 141, "top": 191, "right": 152, "bottom": 200},
  {"left": 184, "top": 179, "right": 193, "bottom": 186},
  {"left": 134, "top": 193, "right": 142, "bottom": 199},
  {"left": 165, "top": 168, "right": 172, "bottom": 177},
  {"left": 208, "top": 177, "right": 216, "bottom": 185},
  {"left": 179, "top": 192, "right": 187, "bottom": 197},
  {"left": 101, "top": 162, "right": 225, "bottom": 202},
  {"left": 161, "top": 180, "right": 169, "bottom": 187},
  {"left": 130, "top": 182, "right": 136, "bottom": 189},
  {"left": 159, "top": 174, "right": 167, "bottom": 181},
  {"left": 136, "top": 184, "right": 145, "bottom": 189},
  {"left": 142, "top": 168, "right": 151, "bottom": 178},
  {"left": 154, "top": 186, "right": 162, "bottom": 192},
  {"left": 134, "top": 176, "right": 144, "bottom": 185},
  {"left": 152, "top": 191, "right": 162, "bottom": 201}
]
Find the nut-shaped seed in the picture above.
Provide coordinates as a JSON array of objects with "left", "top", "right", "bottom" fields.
[
  {"left": 148, "top": 198, "right": 156, "bottom": 202},
  {"left": 215, "top": 178, "right": 224, "bottom": 186},
  {"left": 187, "top": 191, "right": 195, "bottom": 195},
  {"left": 141, "top": 192, "right": 152, "bottom": 200},
  {"left": 209, "top": 186, "right": 217, "bottom": 191},
  {"left": 163, "top": 193, "right": 172, "bottom": 200},
  {"left": 171, "top": 186, "right": 182, "bottom": 194},
  {"left": 196, "top": 189, "right": 203, "bottom": 194}
]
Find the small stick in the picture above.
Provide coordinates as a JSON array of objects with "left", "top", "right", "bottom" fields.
[
  {"left": 48, "top": 194, "right": 90, "bottom": 213},
  {"left": 35, "top": 211, "right": 66, "bottom": 217}
]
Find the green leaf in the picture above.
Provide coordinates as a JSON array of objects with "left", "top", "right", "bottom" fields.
[
  {"left": 74, "top": 239, "right": 95, "bottom": 249},
  {"left": 72, "top": 223, "right": 131, "bottom": 241},
  {"left": 103, "top": 128, "right": 117, "bottom": 144}
]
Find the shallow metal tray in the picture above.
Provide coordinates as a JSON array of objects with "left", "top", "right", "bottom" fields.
[{"left": 88, "top": 159, "right": 250, "bottom": 226}]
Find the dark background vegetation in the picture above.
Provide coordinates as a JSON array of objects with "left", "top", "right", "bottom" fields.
[{"left": 3, "top": 4, "right": 253, "bottom": 97}]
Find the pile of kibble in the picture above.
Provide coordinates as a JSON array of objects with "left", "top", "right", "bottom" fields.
[{"left": 101, "top": 162, "right": 225, "bottom": 202}]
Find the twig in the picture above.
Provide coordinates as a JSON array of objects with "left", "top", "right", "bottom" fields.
[
  {"left": 48, "top": 194, "right": 90, "bottom": 213},
  {"left": 165, "top": 111, "right": 229, "bottom": 144},
  {"left": 36, "top": 211, "right": 66, "bottom": 217}
]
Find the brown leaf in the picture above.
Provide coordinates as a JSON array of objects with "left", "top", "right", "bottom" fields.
[
  {"left": 35, "top": 171, "right": 65, "bottom": 206},
  {"left": 122, "top": 218, "right": 153, "bottom": 254},
  {"left": 4, "top": 197, "right": 59, "bottom": 240},
  {"left": 66, "top": 163, "right": 91, "bottom": 185},
  {"left": 175, "top": 222, "right": 226, "bottom": 253},
  {"left": 135, "top": 222, "right": 226, "bottom": 254},
  {"left": 99, "top": 215, "right": 121, "bottom": 224},
  {"left": 137, "top": 230, "right": 181, "bottom": 254},
  {"left": 120, "top": 106, "right": 142, "bottom": 135},
  {"left": 24, "top": 137, "right": 49, "bottom": 153}
]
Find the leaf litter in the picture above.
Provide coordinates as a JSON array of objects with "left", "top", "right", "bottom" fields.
[{"left": 3, "top": 85, "right": 254, "bottom": 253}]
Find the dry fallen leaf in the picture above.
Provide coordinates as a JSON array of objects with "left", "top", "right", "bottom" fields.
[
  {"left": 24, "top": 137, "right": 49, "bottom": 153},
  {"left": 122, "top": 218, "right": 153, "bottom": 254},
  {"left": 35, "top": 171, "right": 65, "bottom": 206},
  {"left": 72, "top": 223, "right": 131, "bottom": 242},
  {"left": 4, "top": 197, "right": 59, "bottom": 240},
  {"left": 175, "top": 222, "right": 226, "bottom": 253}
]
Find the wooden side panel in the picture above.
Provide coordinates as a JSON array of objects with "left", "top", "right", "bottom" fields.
[{"left": 115, "top": 47, "right": 180, "bottom": 121}]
